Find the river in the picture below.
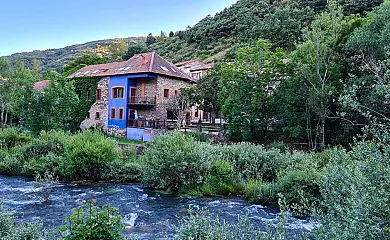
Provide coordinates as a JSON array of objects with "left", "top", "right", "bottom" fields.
[{"left": 0, "top": 175, "right": 313, "bottom": 239}]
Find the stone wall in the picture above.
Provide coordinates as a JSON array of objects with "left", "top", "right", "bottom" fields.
[
  {"left": 106, "top": 127, "right": 127, "bottom": 138},
  {"left": 80, "top": 77, "right": 109, "bottom": 131},
  {"left": 155, "top": 75, "right": 194, "bottom": 120}
]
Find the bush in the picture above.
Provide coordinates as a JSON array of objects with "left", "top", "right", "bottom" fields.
[
  {"left": 0, "top": 128, "right": 31, "bottom": 149},
  {"left": 142, "top": 131, "right": 209, "bottom": 191},
  {"left": 33, "top": 171, "right": 58, "bottom": 203},
  {"left": 187, "top": 131, "right": 209, "bottom": 142},
  {"left": 0, "top": 203, "right": 43, "bottom": 240},
  {"left": 177, "top": 203, "right": 291, "bottom": 240},
  {"left": 63, "top": 130, "right": 121, "bottom": 180},
  {"left": 200, "top": 160, "right": 243, "bottom": 196},
  {"left": 243, "top": 179, "right": 278, "bottom": 205},
  {"left": 277, "top": 168, "right": 324, "bottom": 216},
  {"left": 314, "top": 142, "right": 390, "bottom": 239},
  {"left": 23, "top": 153, "right": 66, "bottom": 177},
  {"left": 60, "top": 202, "right": 124, "bottom": 240},
  {"left": 267, "top": 141, "right": 289, "bottom": 154},
  {"left": 204, "top": 143, "right": 289, "bottom": 182},
  {"left": 0, "top": 151, "right": 24, "bottom": 175},
  {"left": 22, "top": 130, "right": 68, "bottom": 159},
  {"left": 101, "top": 160, "right": 143, "bottom": 182}
]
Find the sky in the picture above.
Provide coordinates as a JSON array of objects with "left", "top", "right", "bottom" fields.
[{"left": 0, "top": 0, "right": 237, "bottom": 56}]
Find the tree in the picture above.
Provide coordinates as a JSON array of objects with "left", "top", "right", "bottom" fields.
[
  {"left": 341, "top": 0, "right": 383, "bottom": 16},
  {"left": 172, "top": 88, "right": 195, "bottom": 129},
  {"left": 220, "top": 39, "right": 290, "bottom": 141},
  {"left": 339, "top": 1, "right": 390, "bottom": 137},
  {"left": 108, "top": 40, "right": 128, "bottom": 61},
  {"left": 42, "top": 70, "right": 62, "bottom": 81},
  {"left": 146, "top": 33, "right": 157, "bottom": 46},
  {"left": 169, "top": 31, "right": 175, "bottom": 37},
  {"left": 123, "top": 44, "right": 149, "bottom": 60},
  {"left": 0, "top": 57, "right": 36, "bottom": 129},
  {"left": 62, "top": 54, "right": 109, "bottom": 77},
  {"left": 195, "top": 67, "right": 221, "bottom": 125},
  {"left": 23, "top": 80, "right": 78, "bottom": 133},
  {"left": 293, "top": 0, "right": 344, "bottom": 149},
  {"left": 31, "top": 59, "right": 42, "bottom": 78},
  {"left": 0, "top": 57, "right": 10, "bottom": 79}
]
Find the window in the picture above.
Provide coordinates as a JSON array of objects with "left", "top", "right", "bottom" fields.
[
  {"left": 163, "top": 89, "right": 170, "bottom": 98},
  {"left": 174, "top": 90, "right": 178, "bottom": 96},
  {"left": 96, "top": 89, "right": 102, "bottom": 101},
  {"left": 192, "top": 72, "right": 201, "bottom": 79},
  {"left": 112, "top": 87, "right": 124, "bottom": 99},
  {"left": 119, "top": 108, "right": 124, "bottom": 120},
  {"left": 86, "top": 112, "right": 90, "bottom": 119},
  {"left": 95, "top": 112, "right": 100, "bottom": 120},
  {"left": 160, "top": 66, "right": 169, "bottom": 72},
  {"left": 167, "top": 110, "right": 177, "bottom": 120},
  {"left": 195, "top": 110, "right": 199, "bottom": 118},
  {"left": 86, "top": 88, "right": 91, "bottom": 100},
  {"left": 110, "top": 108, "right": 116, "bottom": 119}
]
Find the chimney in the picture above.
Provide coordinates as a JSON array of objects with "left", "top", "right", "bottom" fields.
[{"left": 141, "top": 54, "right": 148, "bottom": 65}]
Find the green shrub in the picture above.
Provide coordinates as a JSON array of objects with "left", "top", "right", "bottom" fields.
[
  {"left": 277, "top": 168, "right": 324, "bottom": 216},
  {"left": 0, "top": 203, "right": 42, "bottom": 240},
  {"left": 22, "top": 130, "right": 68, "bottom": 159},
  {"left": 200, "top": 160, "right": 243, "bottom": 196},
  {"left": 187, "top": 131, "right": 209, "bottom": 142},
  {"left": 101, "top": 160, "right": 143, "bottom": 182},
  {"left": 63, "top": 130, "right": 121, "bottom": 180},
  {"left": 22, "top": 152, "right": 66, "bottom": 177},
  {"left": 177, "top": 203, "right": 291, "bottom": 240},
  {"left": 0, "top": 151, "right": 24, "bottom": 175},
  {"left": 243, "top": 179, "right": 278, "bottom": 205},
  {"left": 60, "top": 202, "right": 124, "bottom": 240},
  {"left": 208, "top": 143, "right": 288, "bottom": 182},
  {"left": 267, "top": 141, "right": 289, "bottom": 154},
  {"left": 0, "top": 128, "right": 31, "bottom": 149},
  {"left": 142, "top": 131, "right": 209, "bottom": 191},
  {"left": 314, "top": 142, "right": 390, "bottom": 239}
]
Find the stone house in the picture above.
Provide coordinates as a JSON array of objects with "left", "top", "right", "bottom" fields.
[
  {"left": 68, "top": 52, "right": 195, "bottom": 140},
  {"left": 175, "top": 59, "right": 214, "bottom": 80},
  {"left": 175, "top": 59, "right": 215, "bottom": 123}
]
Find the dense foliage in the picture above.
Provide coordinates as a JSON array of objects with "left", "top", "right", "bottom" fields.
[
  {"left": 60, "top": 202, "right": 124, "bottom": 240},
  {"left": 0, "top": 203, "right": 43, "bottom": 240}
]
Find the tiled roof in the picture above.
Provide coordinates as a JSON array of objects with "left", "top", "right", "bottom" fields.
[
  {"left": 68, "top": 52, "right": 195, "bottom": 82},
  {"left": 190, "top": 63, "right": 214, "bottom": 71},
  {"left": 33, "top": 80, "right": 50, "bottom": 90}
]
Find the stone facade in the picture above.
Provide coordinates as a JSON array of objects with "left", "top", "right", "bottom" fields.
[
  {"left": 106, "top": 127, "right": 126, "bottom": 138},
  {"left": 80, "top": 77, "right": 109, "bottom": 131},
  {"left": 128, "top": 75, "right": 194, "bottom": 121},
  {"left": 155, "top": 75, "right": 194, "bottom": 120}
]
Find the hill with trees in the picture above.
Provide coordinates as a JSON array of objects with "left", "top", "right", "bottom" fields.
[
  {"left": 5, "top": 37, "right": 145, "bottom": 73},
  {"left": 6, "top": 0, "right": 384, "bottom": 73}
]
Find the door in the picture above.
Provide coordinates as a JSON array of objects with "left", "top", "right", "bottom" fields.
[{"left": 130, "top": 88, "right": 137, "bottom": 103}]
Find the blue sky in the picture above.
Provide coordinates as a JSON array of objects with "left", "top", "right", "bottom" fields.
[{"left": 0, "top": 0, "right": 237, "bottom": 56}]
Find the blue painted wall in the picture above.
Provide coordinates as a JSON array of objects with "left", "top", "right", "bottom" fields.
[
  {"left": 107, "top": 74, "right": 157, "bottom": 130},
  {"left": 107, "top": 75, "right": 135, "bottom": 129}
]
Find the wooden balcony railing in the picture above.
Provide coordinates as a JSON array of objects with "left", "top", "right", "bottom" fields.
[
  {"left": 128, "top": 96, "right": 156, "bottom": 106},
  {"left": 127, "top": 119, "right": 176, "bottom": 129}
]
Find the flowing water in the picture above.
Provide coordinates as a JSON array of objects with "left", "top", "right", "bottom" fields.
[{"left": 0, "top": 176, "right": 313, "bottom": 239}]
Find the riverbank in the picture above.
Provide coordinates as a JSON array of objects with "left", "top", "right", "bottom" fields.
[{"left": 0, "top": 128, "right": 326, "bottom": 216}]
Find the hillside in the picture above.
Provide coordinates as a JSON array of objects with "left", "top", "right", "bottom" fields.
[
  {"left": 6, "top": 37, "right": 145, "bottom": 73},
  {"left": 5, "top": 0, "right": 383, "bottom": 73},
  {"left": 144, "top": 0, "right": 384, "bottom": 63}
]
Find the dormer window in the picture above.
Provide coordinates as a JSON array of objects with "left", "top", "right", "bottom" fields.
[{"left": 112, "top": 87, "right": 124, "bottom": 99}]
